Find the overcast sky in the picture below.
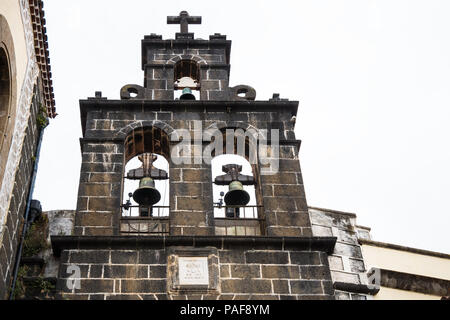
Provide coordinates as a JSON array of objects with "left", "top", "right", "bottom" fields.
[{"left": 34, "top": 0, "right": 450, "bottom": 254}]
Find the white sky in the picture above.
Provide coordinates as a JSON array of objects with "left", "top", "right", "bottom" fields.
[{"left": 34, "top": 0, "right": 450, "bottom": 254}]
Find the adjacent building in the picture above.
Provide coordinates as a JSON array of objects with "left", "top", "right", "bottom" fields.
[{"left": 0, "top": 0, "right": 55, "bottom": 299}]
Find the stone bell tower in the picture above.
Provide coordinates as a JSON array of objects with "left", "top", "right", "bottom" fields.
[{"left": 51, "top": 11, "right": 336, "bottom": 300}]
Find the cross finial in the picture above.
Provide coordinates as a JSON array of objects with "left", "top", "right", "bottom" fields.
[{"left": 167, "top": 11, "right": 202, "bottom": 34}]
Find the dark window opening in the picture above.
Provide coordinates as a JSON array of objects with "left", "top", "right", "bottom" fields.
[{"left": 0, "top": 47, "right": 11, "bottom": 149}]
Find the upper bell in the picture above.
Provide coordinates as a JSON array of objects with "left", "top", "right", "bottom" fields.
[
  {"left": 180, "top": 88, "right": 196, "bottom": 100},
  {"left": 224, "top": 180, "right": 250, "bottom": 206},
  {"left": 132, "top": 177, "right": 161, "bottom": 207}
]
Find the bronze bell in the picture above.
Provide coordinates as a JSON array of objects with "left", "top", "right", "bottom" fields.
[
  {"left": 180, "top": 88, "right": 196, "bottom": 100},
  {"left": 224, "top": 180, "right": 250, "bottom": 206},
  {"left": 132, "top": 177, "right": 161, "bottom": 207}
]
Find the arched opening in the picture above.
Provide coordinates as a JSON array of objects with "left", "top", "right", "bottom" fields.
[
  {"left": 0, "top": 46, "right": 11, "bottom": 151},
  {"left": 123, "top": 154, "right": 170, "bottom": 216},
  {"left": 173, "top": 59, "right": 200, "bottom": 100},
  {"left": 212, "top": 154, "right": 258, "bottom": 215},
  {"left": 121, "top": 126, "right": 170, "bottom": 235},
  {"left": 209, "top": 128, "right": 264, "bottom": 236}
]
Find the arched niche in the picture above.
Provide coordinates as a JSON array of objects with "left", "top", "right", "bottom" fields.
[
  {"left": 173, "top": 59, "right": 200, "bottom": 99},
  {"left": 0, "top": 15, "right": 17, "bottom": 189},
  {"left": 122, "top": 126, "right": 171, "bottom": 218}
]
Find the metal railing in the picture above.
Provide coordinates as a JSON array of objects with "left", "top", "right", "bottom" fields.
[
  {"left": 214, "top": 205, "right": 265, "bottom": 236},
  {"left": 121, "top": 205, "right": 170, "bottom": 218},
  {"left": 119, "top": 205, "right": 265, "bottom": 236},
  {"left": 120, "top": 205, "right": 169, "bottom": 235}
]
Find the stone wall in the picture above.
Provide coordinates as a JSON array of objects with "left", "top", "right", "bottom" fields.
[
  {"left": 309, "top": 207, "right": 373, "bottom": 300},
  {"left": 0, "top": 84, "right": 42, "bottom": 299},
  {"left": 141, "top": 34, "right": 230, "bottom": 101},
  {"left": 75, "top": 99, "right": 308, "bottom": 237},
  {"left": 53, "top": 237, "right": 335, "bottom": 300}
]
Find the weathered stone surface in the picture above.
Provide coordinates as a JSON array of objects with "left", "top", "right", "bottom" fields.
[
  {"left": 289, "top": 280, "right": 323, "bottom": 295},
  {"left": 230, "top": 265, "right": 261, "bottom": 278},
  {"left": 70, "top": 250, "right": 110, "bottom": 264},
  {"left": 110, "top": 251, "right": 138, "bottom": 264},
  {"left": 221, "top": 279, "right": 272, "bottom": 294},
  {"left": 121, "top": 280, "right": 166, "bottom": 293},
  {"left": 290, "top": 252, "right": 322, "bottom": 265},
  {"left": 245, "top": 251, "right": 289, "bottom": 264}
]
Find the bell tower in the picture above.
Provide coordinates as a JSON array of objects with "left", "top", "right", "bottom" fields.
[{"left": 52, "top": 12, "right": 336, "bottom": 300}]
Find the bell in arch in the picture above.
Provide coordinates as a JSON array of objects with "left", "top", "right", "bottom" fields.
[
  {"left": 214, "top": 164, "right": 256, "bottom": 210},
  {"left": 133, "top": 176, "right": 161, "bottom": 207},
  {"left": 126, "top": 154, "right": 169, "bottom": 213},
  {"left": 180, "top": 88, "right": 196, "bottom": 100},
  {"left": 224, "top": 180, "right": 250, "bottom": 206}
]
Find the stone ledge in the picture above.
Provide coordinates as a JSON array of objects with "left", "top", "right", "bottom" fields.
[
  {"left": 333, "top": 281, "right": 379, "bottom": 295},
  {"left": 51, "top": 236, "right": 337, "bottom": 257},
  {"left": 375, "top": 268, "right": 450, "bottom": 297}
]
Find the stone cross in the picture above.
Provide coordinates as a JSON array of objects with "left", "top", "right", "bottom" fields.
[{"left": 167, "top": 11, "right": 202, "bottom": 34}]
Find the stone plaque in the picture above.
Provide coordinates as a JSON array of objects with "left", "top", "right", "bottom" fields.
[{"left": 178, "top": 257, "right": 209, "bottom": 286}]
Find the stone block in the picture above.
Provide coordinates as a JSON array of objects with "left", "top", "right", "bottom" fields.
[
  {"left": 333, "top": 243, "right": 363, "bottom": 259},
  {"left": 219, "top": 250, "right": 245, "bottom": 264},
  {"left": 230, "top": 265, "right": 261, "bottom": 278},
  {"left": 328, "top": 256, "right": 344, "bottom": 271},
  {"left": 349, "top": 258, "right": 365, "bottom": 273},
  {"left": 171, "top": 183, "right": 202, "bottom": 196},
  {"left": 88, "top": 197, "right": 119, "bottom": 212},
  {"left": 70, "top": 250, "right": 110, "bottom": 264},
  {"left": 330, "top": 271, "right": 360, "bottom": 284},
  {"left": 289, "top": 252, "right": 321, "bottom": 265},
  {"left": 84, "top": 227, "right": 114, "bottom": 236},
  {"left": 266, "top": 226, "right": 302, "bottom": 237},
  {"left": 171, "top": 211, "right": 206, "bottom": 226},
  {"left": 103, "top": 265, "right": 139, "bottom": 278},
  {"left": 79, "top": 183, "right": 111, "bottom": 197},
  {"left": 276, "top": 212, "right": 310, "bottom": 227},
  {"left": 110, "top": 251, "right": 138, "bottom": 264},
  {"left": 176, "top": 197, "right": 210, "bottom": 211},
  {"left": 149, "top": 265, "right": 166, "bottom": 278},
  {"left": 261, "top": 173, "right": 298, "bottom": 185},
  {"left": 89, "top": 173, "right": 122, "bottom": 183},
  {"left": 221, "top": 279, "right": 272, "bottom": 294},
  {"left": 138, "top": 250, "right": 167, "bottom": 264},
  {"left": 79, "top": 279, "right": 114, "bottom": 293},
  {"left": 261, "top": 266, "right": 299, "bottom": 279},
  {"left": 220, "top": 265, "right": 230, "bottom": 278},
  {"left": 289, "top": 280, "right": 323, "bottom": 295},
  {"left": 121, "top": 280, "right": 166, "bottom": 293},
  {"left": 272, "top": 280, "right": 290, "bottom": 294},
  {"left": 245, "top": 251, "right": 289, "bottom": 264},
  {"left": 300, "top": 266, "right": 331, "bottom": 280},
  {"left": 79, "top": 212, "right": 112, "bottom": 227},
  {"left": 312, "top": 225, "right": 333, "bottom": 237},
  {"left": 89, "top": 264, "right": 103, "bottom": 278},
  {"left": 273, "top": 185, "right": 305, "bottom": 197}
]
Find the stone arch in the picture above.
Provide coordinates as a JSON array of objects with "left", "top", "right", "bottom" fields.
[
  {"left": 0, "top": 14, "right": 17, "bottom": 189},
  {"left": 166, "top": 54, "right": 208, "bottom": 66},
  {"left": 115, "top": 120, "right": 175, "bottom": 140},
  {"left": 205, "top": 122, "right": 262, "bottom": 140},
  {"left": 123, "top": 125, "right": 171, "bottom": 163}
]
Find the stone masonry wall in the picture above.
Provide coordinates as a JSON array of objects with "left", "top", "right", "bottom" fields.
[
  {"left": 75, "top": 101, "right": 309, "bottom": 237},
  {"left": 309, "top": 207, "right": 372, "bottom": 300},
  {"left": 0, "top": 85, "right": 41, "bottom": 299},
  {"left": 56, "top": 243, "right": 334, "bottom": 300},
  {"left": 142, "top": 35, "right": 230, "bottom": 101}
]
